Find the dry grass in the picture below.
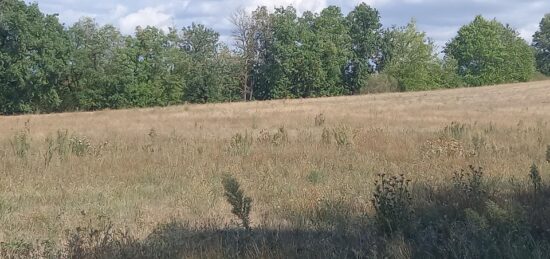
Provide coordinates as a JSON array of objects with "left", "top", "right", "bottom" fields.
[{"left": 0, "top": 80, "right": 550, "bottom": 257}]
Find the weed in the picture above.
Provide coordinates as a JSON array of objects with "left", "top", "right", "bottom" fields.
[
  {"left": 443, "top": 121, "right": 466, "bottom": 139},
  {"left": 222, "top": 175, "right": 253, "bottom": 230},
  {"left": 229, "top": 132, "right": 253, "bottom": 155},
  {"left": 372, "top": 173, "right": 413, "bottom": 235},
  {"left": 307, "top": 170, "right": 325, "bottom": 185},
  {"left": 332, "top": 126, "right": 355, "bottom": 147},
  {"left": 62, "top": 215, "right": 138, "bottom": 258},
  {"left": 546, "top": 145, "right": 550, "bottom": 163},
  {"left": 530, "top": 163, "right": 542, "bottom": 199},
  {"left": 70, "top": 135, "right": 91, "bottom": 157},
  {"left": 471, "top": 133, "right": 486, "bottom": 155},
  {"left": 452, "top": 165, "right": 487, "bottom": 206},
  {"left": 271, "top": 127, "right": 289, "bottom": 146},
  {"left": 314, "top": 113, "right": 326, "bottom": 127},
  {"left": 55, "top": 130, "right": 71, "bottom": 158},
  {"left": 10, "top": 128, "right": 30, "bottom": 159},
  {"left": 258, "top": 127, "right": 289, "bottom": 146},
  {"left": 321, "top": 128, "right": 332, "bottom": 145},
  {"left": 44, "top": 137, "right": 55, "bottom": 167}
]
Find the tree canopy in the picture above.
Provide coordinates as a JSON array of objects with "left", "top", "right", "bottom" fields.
[
  {"left": 445, "top": 16, "right": 535, "bottom": 86},
  {"left": 533, "top": 14, "right": 550, "bottom": 75},
  {"left": 0, "top": 1, "right": 543, "bottom": 115}
]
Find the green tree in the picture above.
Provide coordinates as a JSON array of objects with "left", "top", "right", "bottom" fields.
[
  {"left": 0, "top": 0, "right": 70, "bottom": 114},
  {"left": 381, "top": 21, "right": 444, "bottom": 91},
  {"left": 345, "top": 3, "right": 382, "bottom": 93},
  {"left": 533, "top": 14, "right": 550, "bottom": 75},
  {"left": 314, "top": 6, "right": 352, "bottom": 96},
  {"left": 445, "top": 16, "right": 535, "bottom": 86},
  {"left": 182, "top": 23, "right": 230, "bottom": 103},
  {"left": 66, "top": 18, "right": 128, "bottom": 110}
]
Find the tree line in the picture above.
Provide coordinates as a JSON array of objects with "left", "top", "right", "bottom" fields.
[{"left": 0, "top": 0, "right": 549, "bottom": 115}]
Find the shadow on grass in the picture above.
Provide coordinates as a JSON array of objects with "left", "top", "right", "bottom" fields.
[{"left": 60, "top": 220, "right": 378, "bottom": 259}]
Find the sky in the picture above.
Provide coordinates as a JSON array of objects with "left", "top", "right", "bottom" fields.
[{"left": 34, "top": 0, "right": 550, "bottom": 51}]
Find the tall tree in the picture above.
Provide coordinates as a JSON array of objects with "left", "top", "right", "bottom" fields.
[
  {"left": 230, "top": 8, "right": 255, "bottom": 101},
  {"left": 381, "top": 21, "right": 443, "bottom": 91},
  {"left": 314, "top": 6, "right": 352, "bottom": 96},
  {"left": 0, "top": 0, "right": 70, "bottom": 114},
  {"left": 533, "top": 14, "right": 550, "bottom": 75},
  {"left": 445, "top": 15, "right": 535, "bottom": 86},
  {"left": 345, "top": 3, "right": 382, "bottom": 93},
  {"left": 66, "top": 18, "right": 128, "bottom": 110},
  {"left": 182, "top": 23, "right": 227, "bottom": 103}
]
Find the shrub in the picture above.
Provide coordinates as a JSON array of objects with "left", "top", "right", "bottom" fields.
[
  {"left": 222, "top": 175, "right": 253, "bottom": 230},
  {"left": 372, "top": 173, "right": 413, "bottom": 235},
  {"left": 361, "top": 73, "right": 400, "bottom": 94}
]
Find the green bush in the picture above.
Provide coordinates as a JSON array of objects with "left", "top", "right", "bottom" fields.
[{"left": 372, "top": 173, "right": 413, "bottom": 234}]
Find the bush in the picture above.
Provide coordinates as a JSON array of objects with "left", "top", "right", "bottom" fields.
[
  {"left": 361, "top": 73, "right": 400, "bottom": 94},
  {"left": 372, "top": 173, "right": 413, "bottom": 235}
]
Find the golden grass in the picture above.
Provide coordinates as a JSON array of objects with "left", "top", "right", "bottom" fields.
[{"left": 0, "top": 80, "right": 549, "bottom": 247}]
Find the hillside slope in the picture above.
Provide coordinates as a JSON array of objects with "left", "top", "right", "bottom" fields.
[{"left": 1, "top": 80, "right": 549, "bottom": 140}]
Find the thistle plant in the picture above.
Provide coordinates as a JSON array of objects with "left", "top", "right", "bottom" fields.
[{"left": 222, "top": 175, "right": 253, "bottom": 231}]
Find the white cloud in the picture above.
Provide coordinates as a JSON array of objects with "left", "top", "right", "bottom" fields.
[
  {"left": 35, "top": 0, "right": 550, "bottom": 45},
  {"left": 246, "top": 0, "right": 328, "bottom": 13},
  {"left": 119, "top": 6, "right": 173, "bottom": 34}
]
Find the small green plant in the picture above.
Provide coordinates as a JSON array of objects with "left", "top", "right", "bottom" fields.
[
  {"left": 229, "top": 132, "right": 253, "bottom": 155},
  {"left": 530, "top": 163, "right": 542, "bottom": 199},
  {"left": 372, "top": 173, "right": 413, "bottom": 235},
  {"left": 314, "top": 113, "right": 326, "bottom": 127},
  {"left": 307, "top": 170, "right": 325, "bottom": 185},
  {"left": 222, "top": 175, "right": 253, "bottom": 230}
]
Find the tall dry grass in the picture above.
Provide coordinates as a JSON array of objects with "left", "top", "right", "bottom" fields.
[{"left": 0, "top": 80, "right": 549, "bottom": 258}]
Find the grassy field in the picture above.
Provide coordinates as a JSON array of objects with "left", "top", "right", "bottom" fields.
[{"left": 1, "top": 80, "right": 550, "bottom": 258}]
